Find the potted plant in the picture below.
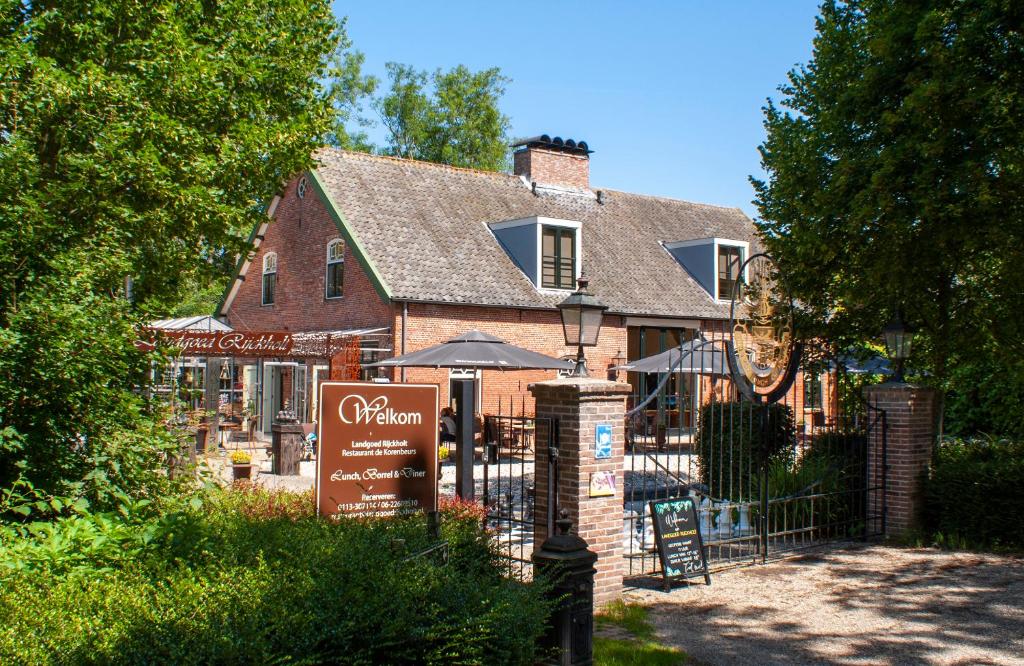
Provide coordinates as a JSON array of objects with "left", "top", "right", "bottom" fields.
[
  {"left": 230, "top": 450, "right": 254, "bottom": 481},
  {"left": 438, "top": 445, "right": 450, "bottom": 462}
]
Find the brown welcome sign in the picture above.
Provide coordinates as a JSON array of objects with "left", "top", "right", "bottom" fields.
[{"left": 315, "top": 382, "right": 439, "bottom": 518}]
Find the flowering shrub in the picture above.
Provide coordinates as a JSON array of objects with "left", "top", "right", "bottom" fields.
[
  {"left": 0, "top": 487, "right": 551, "bottom": 664},
  {"left": 223, "top": 486, "right": 315, "bottom": 522},
  {"left": 440, "top": 495, "right": 487, "bottom": 522}
]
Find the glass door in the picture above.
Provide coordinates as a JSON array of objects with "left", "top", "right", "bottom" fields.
[
  {"left": 310, "top": 365, "right": 330, "bottom": 424},
  {"left": 261, "top": 362, "right": 299, "bottom": 434},
  {"left": 292, "top": 364, "right": 308, "bottom": 422}
]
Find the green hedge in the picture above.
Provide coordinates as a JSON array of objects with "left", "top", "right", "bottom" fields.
[
  {"left": 923, "top": 437, "right": 1024, "bottom": 550},
  {"left": 0, "top": 489, "right": 550, "bottom": 665},
  {"left": 695, "top": 401, "right": 795, "bottom": 500},
  {"left": 756, "top": 432, "right": 867, "bottom": 536}
]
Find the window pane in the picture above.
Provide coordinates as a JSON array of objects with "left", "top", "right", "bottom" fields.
[
  {"left": 541, "top": 227, "right": 557, "bottom": 288},
  {"left": 717, "top": 245, "right": 741, "bottom": 300},
  {"left": 560, "top": 230, "right": 575, "bottom": 289},
  {"left": 542, "top": 228, "right": 555, "bottom": 255},
  {"left": 262, "top": 272, "right": 276, "bottom": 305},
  {"left": 559, "top": 229, "right": 573, "bottom": 258},
  {"left": 541, "top": 264, "right": 556, "bottom": 287},
  {"left": 326, "top": 261, "right": 343, "bottom": 298},
  {"left": 803, "top": 372, "right": 823, "bottom": 409},
  {"left": 541, "top": 226, "right": 575, "bottom": 289}
]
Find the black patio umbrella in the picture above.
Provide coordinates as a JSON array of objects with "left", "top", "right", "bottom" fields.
[
  {"left": 364, "top": 330, "right": 574, "bottom": 371},
  {"left": 829, "top": 354, "right": 890, "bottom": 375},
  {"left": 612, "top": 339, "right": 728, "bottom": 375}
]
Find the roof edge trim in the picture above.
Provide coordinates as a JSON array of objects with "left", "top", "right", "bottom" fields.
[
  {"left": 308, "top": 168, "right": 393, "bottom": 304},
  {"left": 217, "top": 196, "right": 280, "bottom": 317}
]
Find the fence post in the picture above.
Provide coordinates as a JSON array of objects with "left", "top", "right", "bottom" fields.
[
  {"left": 533, "top": 512, "right": 598, "bottom": 666},
  {"left": 530, "top": 377, "right": 631, "bottom": 608},
  {"left": 864, "top": 383, "right": 939, "bottom": 537},
  {"left": 759, "top": 403, "right": 770, "bottom": 563}
]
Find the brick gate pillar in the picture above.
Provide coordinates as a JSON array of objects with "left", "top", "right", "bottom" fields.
[
  {"left": 530, "top": 377, "right": 631, "bottom": 608},
  {"left": 865, "top": 383, "right": 939, "bottom": 537}
]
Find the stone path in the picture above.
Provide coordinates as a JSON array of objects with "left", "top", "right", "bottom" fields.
[{"left": 626, "top": 544, "right": 1024, "bottom": 666}]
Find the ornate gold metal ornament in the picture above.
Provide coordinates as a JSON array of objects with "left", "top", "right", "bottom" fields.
[{"left": 727, "top": 254, "right": 801, "bottom": 403}]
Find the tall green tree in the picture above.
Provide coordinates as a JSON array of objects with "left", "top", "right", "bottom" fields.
[
  {"left": 376, "top": 62, "right": 511, "bottom": 171},
  {"left": 0, "top": 0, "right": 362, "bottom": 510},
  {"left": 753, "top": 0, "right": 1024, "bottom": 434}
]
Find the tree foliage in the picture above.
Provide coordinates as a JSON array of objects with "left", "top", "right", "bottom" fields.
[
  {"left": 376, "top": 62, "right": 511, "bottom": 171},
  {"left": 0, "top": 0, "right": 353, "bottom": 510},
  {"left": 753, "top": 0, "right": 1024, "bottom": 434}
]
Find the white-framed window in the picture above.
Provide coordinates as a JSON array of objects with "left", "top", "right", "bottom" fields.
[
  {"left": 541, "top": 225, "right": 576, "bottom": 289},
  {"left": 803, "top": 371, "right": 824, "bottom": 411},
  {"left": 662, "top": 238, "right": 749, "bottom": 302},
  {"left": 262, "top": 252, "right": 277, "bottom": 306},
  {"left": 448, "top": 368, "right": 482, "bottom": 410},
  {"left": 717, "top": 244, "right": 744, "bottom": 301},
  {"left": 488, "top": 216, "right": 582, "bottom": 291},
  {"left": 325, "top": 239, "right": 344, "bottom": 299}
]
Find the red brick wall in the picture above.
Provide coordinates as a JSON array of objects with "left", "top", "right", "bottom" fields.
[
  {"left": 865, "top": 384, "right": 939, "bottom": 535},
  {"left": 225, "top": 176, "right": 393, "bottom": 334},
  {"left": 513, "top": 147, "right": 590, "bottom": 190},
  {"left": 396, "top": 302, "right": 629, "bottom": 414},
  {"left": 531, "top": 379, "right": 631, "bottom": 608}
]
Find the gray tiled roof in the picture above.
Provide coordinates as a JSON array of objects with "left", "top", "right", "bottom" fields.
[{"left": 313, "top": 149, "right": 758, "bottom": 319}]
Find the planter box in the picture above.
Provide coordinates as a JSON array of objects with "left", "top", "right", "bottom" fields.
[{"left": 231, "top": 464, "right": 254, "bottom": 481}]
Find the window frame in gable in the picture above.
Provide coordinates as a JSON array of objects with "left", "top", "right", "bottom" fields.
[
  {"left": 325, "top": 239, "right": 345, "bottom": 300},
  {"left": 262, "top": 252, "right": 277, "bottom": 306}
]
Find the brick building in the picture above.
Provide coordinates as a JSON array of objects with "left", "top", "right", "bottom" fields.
[{"left": 219, "top": 136, "right": 831, "bottom": 433}]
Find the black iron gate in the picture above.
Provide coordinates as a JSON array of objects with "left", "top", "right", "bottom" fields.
[
  {"left": 623, "top": 342, "right": 887, "bottom": 581},
  {"left": 436, "top": 399, "right": 550, "bottom": 580}
]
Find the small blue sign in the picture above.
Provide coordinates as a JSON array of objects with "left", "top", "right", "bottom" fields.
[{"left": 595, "top": 423, "right": 612, "bottom": 459}]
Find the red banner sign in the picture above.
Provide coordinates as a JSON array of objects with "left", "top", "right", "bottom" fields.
[
  {"left": 316, "top": 382, "right": 439, "bottom": 518},
  {"left": 153, "top": 330, "right": 293, "bottom": 357}
]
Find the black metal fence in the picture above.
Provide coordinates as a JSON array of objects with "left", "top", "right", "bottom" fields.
[
  {"left": 448, "top": 343, "right": 888, "bottom": 586},
  {"left": 429, "top": 395, "right": 552, "bottom": 581},
  {"left": 622, "top": 337, "right": 887, "bottom": 581}
]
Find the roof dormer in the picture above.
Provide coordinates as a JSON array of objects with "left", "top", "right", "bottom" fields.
[
  {"left": 663, "top": 237, "right": 750, "bottom": 302},
  {"left": 489, "top": 216, "right": 582, "bottom": 291}
]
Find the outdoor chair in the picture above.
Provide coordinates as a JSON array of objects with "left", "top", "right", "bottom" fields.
[
  {"left": 301, "top": 423, "right": 316, "bottom": 460},
  {"left": 496, "top": 421, "right": 533, "bottom": 458}
]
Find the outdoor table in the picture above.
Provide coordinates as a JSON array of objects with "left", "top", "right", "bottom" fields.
[{"left": 497, "top": 422, "right": 534, "bottom": 456}]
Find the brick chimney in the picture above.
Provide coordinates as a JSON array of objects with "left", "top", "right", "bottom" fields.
[{"left": 511, "top": 135, "right": 592, "bottom": 190}]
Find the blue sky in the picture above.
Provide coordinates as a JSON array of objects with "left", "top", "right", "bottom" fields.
[{"left": 334, "top": 1, "right": 822, "bottom": 219}]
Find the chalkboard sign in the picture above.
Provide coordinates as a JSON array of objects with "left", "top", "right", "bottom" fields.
[{"left": 649, "top": 497, "right": 711, "bottom": 590}]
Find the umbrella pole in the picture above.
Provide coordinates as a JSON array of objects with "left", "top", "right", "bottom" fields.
[{"left": 453, "top": 378, "right": 476, "bottom": 501}]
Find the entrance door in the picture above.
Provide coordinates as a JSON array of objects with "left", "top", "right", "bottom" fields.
[
  {"left": 293, "top": 364, "right": 308, "bottom": 422},
  {"left": 448, "top": 368, "right": 481, "bottom": 410},
  {"left": 310, "top": 364, "right": 329, "bottom": 424},
  {"left": 261, "top": 362, "right": 299, "bottom": 433}
]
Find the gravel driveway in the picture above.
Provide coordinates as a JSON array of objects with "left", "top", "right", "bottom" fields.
[{"left": 625, "top": 545, "right": 1024, "bottom": 665}]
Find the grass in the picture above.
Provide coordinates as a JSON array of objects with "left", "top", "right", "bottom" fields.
[{"left": 594, "top": 601, "right": 689, "bottom": 666}]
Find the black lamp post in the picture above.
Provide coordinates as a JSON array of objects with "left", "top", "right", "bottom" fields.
[
  {"left": 557, "top": 275, "right": 608, "bottom": 377},
  {"left": 883, "top": 312, "right": 913, "bottom": 383}
]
